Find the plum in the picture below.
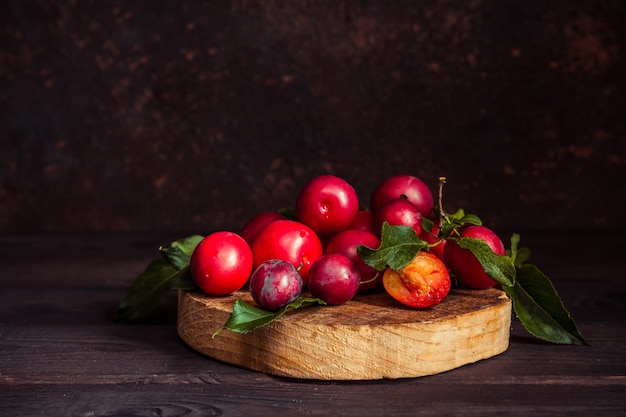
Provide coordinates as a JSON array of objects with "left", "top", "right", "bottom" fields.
[
  {"left": 444, "top": 225, "right": 506, "bottom": 289},
  {"left": 239, "top": 211, "right": 286, "bottom": 246},
  {"left": 249, "top": 259, "right": 303, "bottom": 311},
  {"left": 348, "top": 209, "right": 378, "bottom": 236},
  {"left": 420, "top": 220, "right": 447, "bottom": 261},
  {"left": 296, "top": 175, "right": 359, "bottom": 236},
  {"left": 375, "top": 197, "right": 422, "bottom": 236},
  {"left": 324, "top": 229, "right": 382, "bottom": 292},
  {"left": 383, "top": 251, "right": 451, "bottom": 308},
  {"left": 370, "top": 174, "right": 434, "bottom": 218},
  {"left": 307, "top": 253, "right": 360, "bottom": 305}
]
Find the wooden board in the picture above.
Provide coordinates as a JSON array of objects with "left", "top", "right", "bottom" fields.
[{"left": 177, "top": 288, "right": 512, "bottom": 380}]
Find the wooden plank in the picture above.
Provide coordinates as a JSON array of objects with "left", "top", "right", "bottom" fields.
[
  {"left": 2, "top": 233, "right": 626, "bottom": 416},
  {"left": 177, "top": 288, "right": 512, "bottom": 380},
  {"left": 2, "top": 380, "right": 626, "bottom": 417}
]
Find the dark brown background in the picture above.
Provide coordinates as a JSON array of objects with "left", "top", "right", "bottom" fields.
[{"left": 1, "top": 1, "right": 625, "bottom": 235}]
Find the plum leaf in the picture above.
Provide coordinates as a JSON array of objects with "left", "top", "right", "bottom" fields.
[
  {"left": 357, "top": 222, "right": 429, "bottom": 271},
  {"left": 116, "top": 235, "right": 202, "bottom": 322},
  {"left": 170, "top": 267, "right": 199, "bottom": 291},
  {"left": 212, "top": 297, "right": 326, "bottom": 337},
  {"left": 503, "top": 264, "right": 589, "bottom": 345},
  {"left": 454, "top": 234, "right": 587, "bottom": 346},
  {"left": 422, "top": 209, "right": 482, "bottom": 239},
  {"left": 160, "top": 246, "right": 190, "bottom": 271},
  {"left": 451, "top": 237, "right": 516, "bottom": 287},
  {"left": 115, "top": 259, "right": 179, "bottom": 322},
  {"left": 160, "top": 234, "right": 204, "bottom": 271},
  {"left": 507, "top": 233, "right": 532, "bottom": 268}
]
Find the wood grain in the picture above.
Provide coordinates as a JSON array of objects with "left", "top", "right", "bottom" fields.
[
  {"left": 3, "top": 233, "right": 626, "bottom": 416},
  {"left": 177, "top": 288, "right": 512, "bottom": 380}
]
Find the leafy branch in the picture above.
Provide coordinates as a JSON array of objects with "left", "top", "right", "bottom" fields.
[
  {"left": 115, "top": 235, "right": 203, "bottom": 322},
  {"left": 358, "top": 223, "right": 588, "bottom": 346}
]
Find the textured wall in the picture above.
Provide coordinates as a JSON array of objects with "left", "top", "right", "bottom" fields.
[{"left": 1, "top": 1, "right": 625, "bottom": 234}]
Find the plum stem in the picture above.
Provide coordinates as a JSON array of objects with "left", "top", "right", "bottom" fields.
[{"left": 437, "top": 176, "right": 448, "bottom": 238}]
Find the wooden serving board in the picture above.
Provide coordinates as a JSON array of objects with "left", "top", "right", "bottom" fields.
[{"left": 177, "top": 288, "right": 512, "bottom": 380}]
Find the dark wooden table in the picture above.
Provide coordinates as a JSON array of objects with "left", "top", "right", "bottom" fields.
[{"left": 1, "top": 231, "right": 625, "bottom": 416}]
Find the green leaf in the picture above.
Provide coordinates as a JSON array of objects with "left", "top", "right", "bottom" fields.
[
  {"left": 160, "top": 246, "right": 191, "bottom": 271},
  {"left": 277, "top": 206, "right": 298, "bottom": 220},
  {"left": 516, "top": 247, "right": 532, "bottom": 267},
  {"left": 357, "top": 222, "right": 429, "bottom": 271},
  {"left": 507, "top": 233, "right": 532, "bottom": 268},
  {"left": 116, "top": 235, "right": 203, "bottom": 322},
  {"left": 439, "top": 222, "right": 459, "bottom": 239},
  {"left": 170, "top": 267, "right": 200, "bottom": 291},
  {"left": 446, "top": 208, "right": 466, "bottom": 221},
  {"left": 115, "top": 259, "right": 179, "bottom": 322},
  {"left": 160, "top": 234, "right": 204, "bottom": 270},
  {"left": 171, "top": 234, "right": 205, "bottom": 256},
  {"left": 421, "top": 216, "right": 434, "bottom": 234},
  {"left": 213, "top": 297, "right": 326, "bottom": 337},
  {"left": 459, "top": 213, "right": 482, "bottom": 226},
  {"left": 452, "top": 237, "right": 516, "bottom": 287},
  {"left": 431, "top": 210, "right": 482, "bottom": 240},
  {"left": 503, "top": 264, "right": 588, "bottom": 346}
]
